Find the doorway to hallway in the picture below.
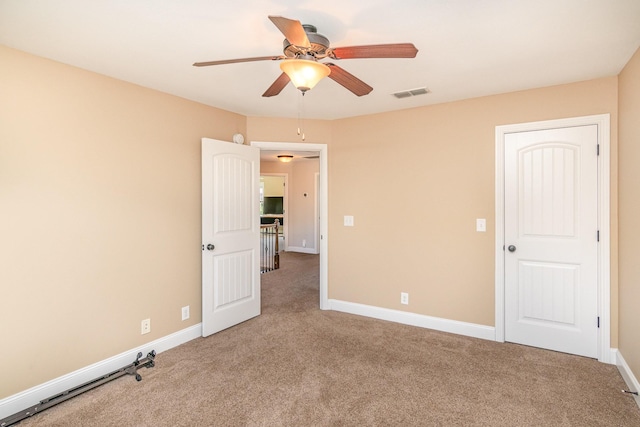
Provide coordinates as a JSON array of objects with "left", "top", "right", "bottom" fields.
[{"left": 252, "top": 141, "right": 329, "bottom": 310}]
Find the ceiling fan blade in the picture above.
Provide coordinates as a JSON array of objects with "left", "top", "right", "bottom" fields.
[
  {"left": 193, "top": 56, "right": 283, "bottom": 67},
  {"left": 329, "top": 43, "right": 418, "bottom": 60},
  {"left": 268, "top": 15, "right": 310, "bottom": 48},
  {"left": 325, "top": 63, "right": 373, "bottom": 97},
  {"left": 262, "top": 73, "right": 291, "bottom": 97}
]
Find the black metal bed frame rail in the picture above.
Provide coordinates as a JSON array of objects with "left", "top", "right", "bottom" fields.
[{"left": 0, "top": 350, "right": 156, "bottom": 427}]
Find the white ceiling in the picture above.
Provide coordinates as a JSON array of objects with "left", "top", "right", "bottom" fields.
[{"left": 1, "top": 0, "right": 639, "bottom": 120}]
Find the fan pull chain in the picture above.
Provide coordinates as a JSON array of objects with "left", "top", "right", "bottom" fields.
[
  {"left": 297, "top": 93, "right": 301, "bottom": 136},
  {"left": 297, "top": 91, "right": 306, "bottom": 141}
]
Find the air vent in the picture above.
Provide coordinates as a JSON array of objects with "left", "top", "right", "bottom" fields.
[{"left": 392, "top": 87, "right": 430, "bottom": 99}]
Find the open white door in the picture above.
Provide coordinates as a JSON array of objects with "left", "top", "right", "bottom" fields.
[{"left": 202, "top": 138, "right": 260, "bottom": 337}]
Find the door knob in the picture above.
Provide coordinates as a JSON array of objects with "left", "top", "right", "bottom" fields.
[
  {"left": 206, "top": 244, "right": 215, "bottom": 251},
  {"left": 508, "top": 245, "right": 516, "bottom": 252}
]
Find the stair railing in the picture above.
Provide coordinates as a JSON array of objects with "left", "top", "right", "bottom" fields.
[{"left": 260, "top": 219, "right": 280, "bottom": 273}]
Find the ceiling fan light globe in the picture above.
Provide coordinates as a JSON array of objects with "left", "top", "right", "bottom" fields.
[{"left": 279, "top": 59, "right": 330, "bottom": 92}]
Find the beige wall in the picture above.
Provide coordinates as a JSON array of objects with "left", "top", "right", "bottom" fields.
[
  {"left": 618, "top": 47, "right": 640, "bottom": 380},
  {"left": 0, "top": 45, "right": 246, "bottom": 398},
  {"left": 262, "top": 175, "right": 285, "bottom": 196},
  {"left": 261, "top": 160, "right": 293, "bottom": 174},
  {"left": 1, "top": 43, "right": 626, "bottom": 401},
  {"left": 289, "top": 160, "right": 320, "bottom": 251},
  {"left": 261, "top": 160, "right": 294, "bottom": 175},
  {"left": 330, "top": 78, "right": 619, "bottom": 329},
  {"left": 247, "top": 116, "right": 333, "bottom": 144}
]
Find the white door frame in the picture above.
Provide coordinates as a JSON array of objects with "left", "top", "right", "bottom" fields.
[
  {"left": 494, "top": 114, "right": 611, "bottom": 363},
  {"left": 314, "top": 172, "right": 320, "bottom": 255},
  {"left": 252, "top": 141, "right": 329, "bottom": 310}
]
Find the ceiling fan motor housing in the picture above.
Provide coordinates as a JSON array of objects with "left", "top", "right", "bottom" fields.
[{"left": 283, "top": 24, "right": 330, "bottom": 58}]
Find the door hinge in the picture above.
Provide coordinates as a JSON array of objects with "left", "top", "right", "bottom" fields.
[
  {"left": 597, "top": 316, "right": 600, "bottom": 328},
  {"left": 597, "top": 230, "right": 600, "bottom": 242},
  {"left": 597, "top": 144, "right": 600, "bottom": 156}
]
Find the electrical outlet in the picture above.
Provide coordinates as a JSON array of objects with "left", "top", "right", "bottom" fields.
[
  {"left": 141, "top": 318, "right": 151, "bottom": 335},
  {"left": 182, "top": 305, "right": 190, "bottom": 321},
  {"left": 401, "top": 292, "right": 409, "bottom": 305}
]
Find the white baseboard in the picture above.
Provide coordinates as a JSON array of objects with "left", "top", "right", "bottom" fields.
[
  {"left": 0, "top": 323, "right": 202, "bottom": 420},
  {"left": 328, "top": 299, "right": 495, "bottom": 341},
  {"left": 286, "top": 246, "right": 318, "bottom": 254},
  {"left": 616, "top": 349, "right": 640, "bottom": 409}
]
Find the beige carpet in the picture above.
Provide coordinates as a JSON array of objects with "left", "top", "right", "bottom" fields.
[{"left": 16, "top": 252, "right": 640, "bottom": 426}]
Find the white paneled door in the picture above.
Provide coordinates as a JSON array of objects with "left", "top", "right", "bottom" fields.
[
  {"left": 504, "top": 125, "right": 598, "bottom": 358},
  {"left": 202, "top": 138, "right": 260, "bottom": 337}
]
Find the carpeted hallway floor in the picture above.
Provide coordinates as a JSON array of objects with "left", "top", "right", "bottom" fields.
[{"left": 15, "top": 252, "right": 640, "bottom": 426}]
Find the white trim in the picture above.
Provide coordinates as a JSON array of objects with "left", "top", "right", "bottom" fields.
[
  {"left": 314, "top": 172, "right": 320, "bottom": 254},
  {"left": 616, "top": 350, "right": 640, "bottom": 408},
  {"left": 609, "top": 348, "right": 618, "bottom": 365},
  {"left": 494, "top": 114, "right": 611, "bottom": 363},
  {"left": 252, "top": 141, "right": 329, "bottom": 310},
  {"left": 0, "top": 324, "right": 202, "bottom": 420},
  {"left": 286, "top": 246, "right": 317, "bottom": 254},
  {"left": 328, "top": 299, "right": 495, "bottom": 341}
]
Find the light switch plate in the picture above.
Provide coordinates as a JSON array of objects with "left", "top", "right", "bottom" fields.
[
  {"left": 476, "top": 218, "right": 486, "bottom": 232},
  {"left": 344, "top": 215, "right": 354, "bottom": 227}
]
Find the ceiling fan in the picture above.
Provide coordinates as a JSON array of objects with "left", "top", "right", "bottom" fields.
[{"left": 193, "top": 15, "right": 418, "bottom": 97}]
